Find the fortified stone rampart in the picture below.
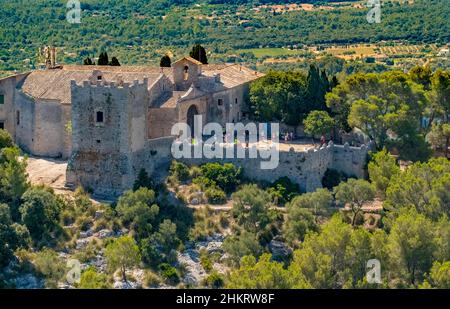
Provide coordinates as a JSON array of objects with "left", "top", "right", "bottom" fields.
[
  {"left": 68, "top": 118, "right": 369, "bottom": 198},
  {"left": 176, "top": 141, "right": 368, "bottom": 192}
]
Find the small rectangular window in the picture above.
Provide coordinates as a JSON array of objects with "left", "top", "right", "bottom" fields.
[
  {"left": 218, "top": 99, "right": 223, "bottom": 106},
  {"left": 16, "top": 111, "right": 20, "bottom": 125},
  {"left": 97, "top": 75, "right": 102, "bottom": 81},
  {"left": 96, "top": 111, "right": 104, "bottom": 123},
  {"left": 0, "top": 94, "right": 4, "bottom": 105},
  {"left": 0, "top": 122, "right": 4, "bottom": 130},
  {"left": 235, "top": 98, "right": 238, "bottom": 104}
]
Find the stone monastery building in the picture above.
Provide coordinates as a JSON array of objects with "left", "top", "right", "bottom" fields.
[
  {"left": 0, "top": 56, "right": 368, "bottom": 198},
  {"left": 0, "top": 57, "right": 263, "bottom": 196}
]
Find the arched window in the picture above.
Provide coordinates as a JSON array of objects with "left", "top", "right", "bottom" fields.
[
  {"left": 183, "top": 65, "right": 189, "bottom": 81},
  {"left": 187, "top": 105, "right": 198, "bottom": 138}
]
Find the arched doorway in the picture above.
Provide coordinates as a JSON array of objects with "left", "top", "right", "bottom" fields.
[{"left": 187, "top": 105, "right": 198, "bottom": 138}]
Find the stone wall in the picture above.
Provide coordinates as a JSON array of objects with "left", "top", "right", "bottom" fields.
[
  {"left": 131, "top": 136, "right": 176, "bottom": 182},
  {"left": 332, "top": 143, "right": 369, "bottom": 178},
  {"left": 176, "top": 141, "right": 366, "bottom": 192},
  {"left": 147, "top": 141, "right": 368, "bottom": 193},
  {"left": 32, "top": 99, "right": 65, "bottom": 157},
  {"left": 148, "top": 108, "right": 178, "bottom": 139},
  {"left": 13, "top": 92, "right": 35, "bottom": 154},
  {"left": 148, "top": 74, "right": 172, "bottom": 107},
  {"left": 0, "top": 74, "right": 29, "bottom": 138},
  {"left": 208, "top": 84, "right": 248, "bottom": 125}
]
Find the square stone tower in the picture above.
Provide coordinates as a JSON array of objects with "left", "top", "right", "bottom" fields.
[{"left": 66, "top": 75, "right": 149, "bottom": 197}]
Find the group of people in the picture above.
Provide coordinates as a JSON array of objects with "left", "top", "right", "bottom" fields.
[{"left": 283, "top": 131, "right": 295, "bottom": 142}]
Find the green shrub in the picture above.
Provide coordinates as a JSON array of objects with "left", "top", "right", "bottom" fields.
[
  {"left": 133, "top": 168, "right": 154, "bottom": 191},
  {"left": 267, "top": 177, "right": 300, "bottom": 205},
  {"left": 189, "top": 166, "right": 202, "bottom": 178},
  {"left": 140, "top": 237, "right": 162, "bottom": 267},
  {"left": 61, "top": 209, "right": 75, "bottom": 226},
  {"left": 205, "top": 272, "right": 224, "bottom": 289},
  {"left": 73, "top": 187, "right": 94, "bottom": 214},
  {"left": 199, "top": 249, "right": 213, "bottom": 273},
  {"left": 76, "top": 215, "right": 93, "bottom": 232},
  {"left": 143, "top": 270, "right": 161, "bottom": 288},
  {"left": 192, "top": 176, "right": 217, "bottom": 191},
  {"left": 20, "top": 187, "right": 63, "bottom": 244},
  {"left": 73, "top": 242, "right": 98, "bottom": 263},
  {"left": 159, "top": 263, "right": 180, "bottom": 285},
  {"left": 200, "top": 162, "right": 241, "bottom": 193},
  {"left": 33, "top": 249, "right": 65, "bottom": 288},
  {"left": 78, "top": 267, "right": 111, "bottom": 289},
  {"left": 223, "top": 231, "right": 263, "bottom": 266},
  {"left": 169, "top": 161, "right": 190, "bottom": 182},
  {"left": 205, "top": 187, "right": 227, "bottom": 205},
  {"left": 0, "top": 129, "right": 14, "bottom": 150},
  {"left": 116, "top": 188, "right": 159, "bottom": 239}
]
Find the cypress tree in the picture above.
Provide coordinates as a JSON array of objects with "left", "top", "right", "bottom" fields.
[
  {"left": 306, "top": 65, "right": 330, "bottom": 112},
  {"left": 83, "top": 57, "right": 93, "bottom": 65},
  {"left": 97, "top": 52, "right": 109, "bottom": 66},
  {"left": 160, "top": 55, "right": 171, "bottom": 67},
  {"left": 110, "top": 57, "right": 120, "bottom": 66},
  {"left": 189, "top": 44, "right": 208, "bottom": 64}
]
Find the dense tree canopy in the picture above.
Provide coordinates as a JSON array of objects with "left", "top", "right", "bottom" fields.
[
  {"left": 231, "top": 184, "right": 272, "bottom": 233},
  {"left": 303, "top": 110, "right": 335, "bottom": 137},
  {"left": 384, "top": 157, "right": 450, "bottom": 220},
  {"left": 0, "top": 129, "right": 14, "bottom": 150},
  {"left": 334, "top": 179, "right": 375, "bottom": 226},
  {"left": 325, "top": 69, "right": 450, "bottom": 161},
  {"left": 249, "top": 67, "right": 332, "bottom": 126},
  {"left": 19, "top": 187, "right": 62, "bottom": 244},
  {"left": 0, "top": 146, "right": 29, "bottom": 219},
  {"left": 1, "top": 0, "right": 449, "bottom": 71},
  {"left": 368, "top": 149, "right": 400, "bottom": 198},
  {"left": 116, "top": 188, "right": 159, "bottom": 239}
]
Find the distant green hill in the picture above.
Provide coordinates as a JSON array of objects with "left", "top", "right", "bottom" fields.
[{"left": 0, "top": 0, "right": 448, "bottom": 71}]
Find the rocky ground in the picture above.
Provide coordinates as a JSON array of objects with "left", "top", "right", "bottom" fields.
[
  {"left": 179, "top": 234, "right": 230, "bottom": 286},
  {"left": 25, "top": 156, "right": 70, "bottom": 194},
  {"left": 17, "top": 156, "right": 233, "bottom": 289}
]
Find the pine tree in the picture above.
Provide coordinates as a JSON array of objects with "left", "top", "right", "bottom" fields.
[
  {"left": 189, "top": 44, "right": 208, "bottom": 64},
  {"left": 133, "top": 168, "right": 153, "bottom": 191}
]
